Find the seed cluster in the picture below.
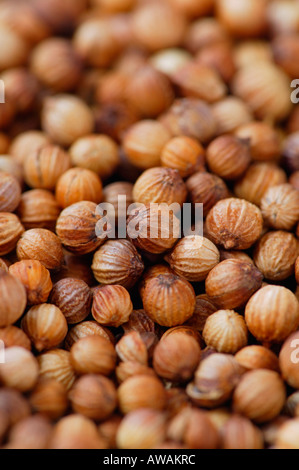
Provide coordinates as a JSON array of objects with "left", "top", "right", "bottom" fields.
[{"left": 0, "top": 0, "right": 299, "bottom": 450}]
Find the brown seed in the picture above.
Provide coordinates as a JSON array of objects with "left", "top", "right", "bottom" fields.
[
  {"left": 153, "top": 333, "right": 201, "bottom": 382},
  {"left": 56, "top": 201, "right": 107, "bottom": 255},
  {"left": 131, "top": 2, "right": 187, "bottom": 51},
  {"left": 203, "top": 310, "right": 248, "bottom": 354},
  {"left": 1, "top": 67, "right": 39, "bottom": 114},
  {"left": 116, "top": 331, "right": 148, "bottom": 366},
  {"left": 187, "top": 353, "right": 245, "bottom": 408},
  {"left": 64, "top": 321, "right": 114, "bottom": 351},
  {"left": 70, "top": 134, "right": 119, "bottom": 180},
  {"left": 31, "top": 37, "right": 82, "bottom": 92},
  {"left": 125, "top": 66, "right": 174, "bottom": 118},
  {"left": 171, "top": 62, "right": 227, "bottom": 103},
  {"left": 116, "top": 408, "right": 167, "bottom": 450},
  {"left": 9, "top": 260, "right": 52, "bottom": 305},
  {"left": 38, "top": 349, "right": 76, "bottom": 391},
  {"left": 211, "top": 97, "right": 253, "bottom": 135},
  {"left": 23, "top": 144, "right": 71, "bottom": 190},
  {"left": 221, "top": 415, "right": 264, "bottom": 449},
  {"left": 139, "top": 265, "right": 174, "bottom": 301},
  {"left": 7, "top": 415, "right": 53, "bottom": 450},
  {"left": 261, "top": 184, "right": 299, "bottom": 230},
  {"left": 0, "top": 24, "right": 29, "bottom": 71},
  {"left": 0, "top": 171, "right": 21, "bottom": 212},
  {"left": 0, "top": 155, "right": 23, "bottom": 185},
  {"left": 118, "top": 375, "right": 166, "bottom": 414},
  {"left": 92, "top": 284, "right": 133, "bottom": 328},
  {"left": 123, "top": 120, "right": 171, "bottom": 170},
  {"left": 70, "top": 336, "right": 117, "bottom": 376},
  {"left": 233, "top": 369, "right": 286, "bottom": 423},
  {"left": 232, "top": 62, "right": 292, "bottom": 122},
  {"left": 161, "top": 98, "right": 216, "bottom": 144},
  {"left": 122, "top": 310, "right": 155, "bottom": 333},
  {"left": 41, "top": 94, "right": 94, "bottom": 146},
  {"left": 49, "top": 278, "right": 92, "bottom": 324},
  {"left": 49, "top": 414, "right": 107, "bottom": 449},
  {"left": 206, "top": 135, "right": 251, "bottom": 181},
  {"left": 219, "top": 250, "right": 254, "bottom": 265},
  {"left": 235, "top": 122, "right": 281, "bottom": 162},
  {"left": 184, "top": 17, "right": 228, "bottom": 52},
  {"left": 165, "top": 235, "right": 220, "bottom": 282},
  {"left": 205, "top": 259, "right": 263, "bottom": 309},
  {"left": 55, "top": 167, "right": 103, "bottom": 209},
  {"left": 205, "top": 198, "right": 263, "bottom": 250},
  {"left": 216, "top": 0, "right": 268, "bottom": 37},
  {"left": 160, "top": 326, "right": 202, "bottom": 346},
  {"left": 133, "top": 167, "right": 187, "bottom": 206},
  {"left": 116, "top": 362, "right": 157, "bottom": 384},
  {"left": 17, "top": 189, "right": 60, "bottom": 231},
  {"left": 92, "top": 239, "right": 144, "bottom": 289},
  {"left": 143, "top": 273, "right": 196, "bottom": 327},
  {"left": 267, "top": 0, "right": 299, "bottom": 35},
  {"left": 234, "top": 162, "right": 288, "bottom": 206},
  {"left": 0, "top": 271, "right": 26, "bottom": 328},
  {"left": 127, "top": 204, "right": 181, "bottom": 255},
  {"left": 0, "top": 213, "right": 24, "bottom": 256},
  {"left": 0, "top": 347, "right": 39, "bottom": 392},
  {"left": 21, "top": 304, "right": 67, "bottom": 353},
  {"left": 0, "top": 326, "right": 31, "bottom": 351},
  {"left": 0, "top": 388, "right": 31, "bottom": 432},
  {"left": 245, "top": 285, "right": 299, "bottom": 343},
  {"left": 161, "top": 136, "right": 205, "bottom": 178},
  {"left": 186, "top": 171, "right": 229, "bottom": 217},
  {"left": 17, "top": 228, "right": 63, "bottom": 270},
  {"left": 233, "top": 40, "right": 273, "bottom": 69},
  {"left": 167, "top": 407, "right": 220, "bottom": 449},
  {"left": 69, "top": 374, "right": 117, "bottom": 421},
  {"left": 73, "top": 18, "right": 121, "bottom": 68},
  {"left": 235, "top": 345, "right": 279, "bottom": 372},
  {"left": 275, "top": 418, "right": 299, "bottom": 450},
  {"left": 10, "top": 132, "right": 51, "bottom": 168},
  {"left": 30, "top": 379, "right": 68, "bottom": 420},
  {"left": 195, "top": 41, "right": 236, "bottom": 83},
  {"left": 253, "top": 231, "right": 299, "bottom": 281}
]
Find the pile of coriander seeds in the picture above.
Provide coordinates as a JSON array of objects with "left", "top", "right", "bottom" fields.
[{"left": 0, "top": 0, "right": 299, "bottom": 450}]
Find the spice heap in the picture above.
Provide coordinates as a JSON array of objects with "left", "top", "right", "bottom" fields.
[{"left": 0, "top": 0, "right": 299, "bottom": 450}]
